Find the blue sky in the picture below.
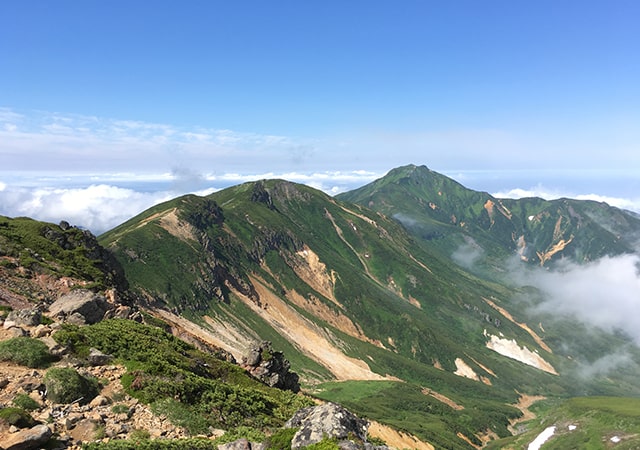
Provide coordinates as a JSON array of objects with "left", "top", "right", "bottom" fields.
[{"left": 1, "top": 1, "right": 639, "bottom": 233}]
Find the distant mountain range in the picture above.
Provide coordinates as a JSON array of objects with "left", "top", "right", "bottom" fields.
[{"left": 3, "top": 164, "right": 640, "bottom": 449}]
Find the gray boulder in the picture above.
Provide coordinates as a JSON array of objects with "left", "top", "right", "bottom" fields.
[
  {"left": 2, "top": 424, "right": 52, "bottom": 450},
  {"left": 48, "top": 290, "right": 112, "bottom": 324},
  {"left": 4, "top": 308, "right": 42, "bottom": 328},
  {"left": 87, "top": 347, "right": 113, "bottom": 366},
  {"left": 242, "top": 341, "right": 300, "bottom": 392},
  {"left": 286, "top": 403, "right": 368, "bottom": 449}
]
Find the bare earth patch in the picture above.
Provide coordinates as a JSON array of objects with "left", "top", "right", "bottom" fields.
[
  {"left": 422, "top": 388, "right": 464, "bottom": 410},
  {"left": 453, "top": 357, "right": 480, "bottom": 382},
  {"left": 368, "top": 420, "right": 435, "bottom": 450},
  {"left": 508, "top": 393, "right": 547, "bottom": 434},
  {"left": 483, "top": 297, "right": 552, "bottom": 353},
  {"left": 244, "top": 275, "right": 392, "bottom": 381}
]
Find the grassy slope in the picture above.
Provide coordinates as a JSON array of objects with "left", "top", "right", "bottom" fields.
[
  {"left": 0, "top": 215, "right": 122, "bottom": 290},
  {"left": 487, "top": 396, "right": 640, "bottom": 449}
]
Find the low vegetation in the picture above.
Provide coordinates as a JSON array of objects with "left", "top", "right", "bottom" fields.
[
  {"left": 0, "top": 215, "right": 122, "bottom": 290},
  {"left": 12, "top": 393, "right": 41, "bottom": 411},
  {"left": 0, "top": 336, "right": 54, "bottom": 368},
  {"left": 83, "top": 438, "right": 220, "bottom": 450},
  {"left": 0, "top": 406, "right": 37, "bottom": 428},
  {"left": 44, "top": 367, "right": 100, "bottom": 405},
  {"left": 487, "top": 396, "right": 640, "bottom": 449},
  {"left": 53, "top": 319, "right": 312, "bottom": 436}
]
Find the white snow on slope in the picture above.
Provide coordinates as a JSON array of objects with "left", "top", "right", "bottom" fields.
[{"left": 528, "top": 426, "right": 556, "bottom": 450}]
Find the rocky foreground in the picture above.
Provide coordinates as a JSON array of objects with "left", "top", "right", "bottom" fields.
[{"left": 0, "top": 289, "right": 393, "bottom": 450}]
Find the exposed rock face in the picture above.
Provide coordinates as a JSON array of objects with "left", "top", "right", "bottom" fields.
[
  {"left": 241, "top": 341, "right": 300, "bottom": 392},
  {"left": 2, "top": 424, "right": 52, "bottom": 450},
  {"left": 48, "top": 290, "right": 113, "bottom": 325},
  {"left": 285, "top": 403, "right": 370, "bottom": 449},
  {"left": 4, "top": 308, "right": 42, "bottom": 328}
]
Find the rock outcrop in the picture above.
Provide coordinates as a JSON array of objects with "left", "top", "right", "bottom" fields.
[
  {"left": 285, "top": 402, "right": 387, "bottom": 449},
  {"left": 242, "top": 341, "right": 300, "bottom": 392},
  {"left": 3, "top": 308, "right": 42, "bottom": 329},
  {"left": 48, "top": 290, "right": 113, "bottom": 325},
  {"left": 2, "top": 423, "right": 52, "bottom": 450}
]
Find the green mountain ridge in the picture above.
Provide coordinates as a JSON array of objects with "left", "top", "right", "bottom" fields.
[
  {"left": 337, "top": 164, "right": 640, "bottom": 272},
  {"left": 97, "top": 169, "right": 640, "bottom": 448},
  {"left": 2, "top": 165, "right": 640, "bottom": 449}
]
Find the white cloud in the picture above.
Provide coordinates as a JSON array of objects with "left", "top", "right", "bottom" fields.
[
  {"left": 504, "top": 253, "right": 640, "bottom": 379},
  {"left": 515, "top": 255, "right": 640, "bottom": 345},
  {"left": 0, "top": 169, "right": 382, "bottom": 234},
  {"left": 535, "top": 255, "right": 640, "bottom": 336},
  {"left": 0, "top": 184, "right": 174, "bottom": 235},
  {"left": 0, "top": 108, "right": 320, "bottom": 172}
]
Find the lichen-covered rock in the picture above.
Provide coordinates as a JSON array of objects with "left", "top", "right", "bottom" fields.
[
  {"left": 285, "top": 403, "right": 368, "bottom": 449},
  {"left": 218, "top": 438, "right": 266, "bottom": 450}
]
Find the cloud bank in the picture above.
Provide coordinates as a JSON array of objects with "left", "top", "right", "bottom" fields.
[
  {"left": 0, "top": 170, "right": 381, "bottom": 234},
  {"left": 0, "top": 184, "right": 176, "bottom": 235},
  {"left": 500, "top": 253, "right": 640, "bottom": 380},
  {"left": 523, "top": 255, "right": 640, "bottom": 344}
]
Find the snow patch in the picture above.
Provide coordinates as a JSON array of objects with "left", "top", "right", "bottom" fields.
[
  {"left": 528, "top": 426, "right": 556, "bottom": 450},
  {"left": 611, "top": 436, "right": 621, "bottom": 443},
  {"left": 485, "top": 334, "right": 558, "bottom": 374},
  {"left": 568, "top": 424, "right": 577, "bottom": 431}
]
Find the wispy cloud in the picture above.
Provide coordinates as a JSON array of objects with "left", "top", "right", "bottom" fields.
[{"left": 0, "top": 108, "right": 319, "bottom": 172}]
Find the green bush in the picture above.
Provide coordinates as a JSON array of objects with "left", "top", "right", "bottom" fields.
[
  {"left": 0, "top": 336, "right": 54, "bottom": 368},
  {"left": 129, "top": 429, "right": 151, "bottom": 442},
  {"left": 12, "top": 393, "right": 41, "bottom": 411},
  {"left": 213, "top": 426, "right": 265, "bottom": 445},
  {"left": 151, "top": 398, "right": 211, "bottom": 435},
  {"left": 44, "top": 367, "right": 100, "bottom": 405},
  {"left": 265, "top": 427, "right": 297, "bottom": 450},
  {"left": 111, "top": 404, "right": 129, "bottom": 415},
  {"left": 0, "top": 407, "right": 37, "bottom": 428},
  {"left": 52, "top": 324, "right": 91, "bottom": 357},
  {"left": 60, "top": 319, "right": 313, "bottom": 435}
]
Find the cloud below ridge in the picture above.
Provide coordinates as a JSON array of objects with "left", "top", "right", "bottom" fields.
[{"left": 0, "top": 169, "right": 382, "bottom": 234}]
